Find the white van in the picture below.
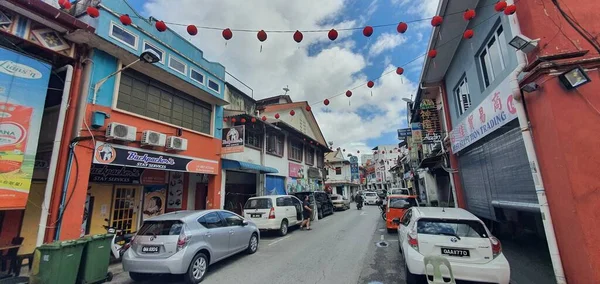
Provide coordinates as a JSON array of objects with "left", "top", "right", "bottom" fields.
[
  {"left": 364, "top": 191, "right": 379, "bottom": 205},
  {"left": 243, "top": 195, "right": 303, "bottom": 236}
]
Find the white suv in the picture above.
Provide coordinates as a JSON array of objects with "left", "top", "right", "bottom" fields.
[
  {"left": 395, "top": 207, "right": 510, "bottom": 284},
  {"left": 243, "top": 195, "right": 303, "bottom": 236},
  {"left": 363, "top": 192, "right": 379, "bottom": 205}
]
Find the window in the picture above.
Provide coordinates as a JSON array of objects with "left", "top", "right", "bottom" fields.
[
  {"left": 417, "top": 219, "right": 488, "bottom": 238},
  {"left": 218, "top": 211, "right": 244, "bottom": 226},
  {"left": 198, "top": 212, "right": 224, "bottom": 229},
  {"left": 117, "top": 70, "right": 212, "bottom": 134},
  {"left": 208, "top": 79, "right": 220, "bottom": 92},
  {"left": 288, "top": 139, "right": 303, "bottom": 162},
  {"left": 244, "top": 198, "right": 272, "bottom": 209},
  {"left": 454, "top": 76, "right": 471, "bottom": 115},
  {"left": 110, "top": 22, "right": 138, "bottom": 50},
  {"left": 190, "top": 69, "right": 205, "bottom": 85},
  {"left": 401, "top": 209, "right": 412, "bottom": 226},
  {"left": 316, "top": 150, "right": 324, "bottom": 168},
  {"left": 245, "top": 128, "right": 262, "bottom": 149},
  {"left": 143, "top": 41, "right": 164, "bottom": 64},
  {"left": 478, "top": 25, "right": 508, "bottom": 88},
  {"left": 335, "top": 167, "right": 342, "bottom": 175},
  {"left": 168, "top": 55, "right": 187, "bottom": 75},
  {"left": 276, "top": 197, "right": 286, "bottom": 207},
  {"left": 137, "top": 220, "right": 183, "bottom": 235},
  {"left": 266, "top": 132, "right": 284, "bottom": 156},
  {"left": 305, "top": 147, "right": 315, "bottom": 165},
  {"left": 388, "top": 197, "right": 418, "bottom": 209}
]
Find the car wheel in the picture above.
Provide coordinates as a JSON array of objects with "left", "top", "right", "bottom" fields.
[
  {"left": 186, "top": 253, "right": 208, "bottom": 284},
  {"left": 318, "top": 210, "right": 323, "bottom": 219},
  {"left": 279, "top": 220, "right": 288, "bottom": 236},
  {"left": 246, "top": 233, "right": 259, "bottom": 254},
  {"left": 129, "top": 272, "right": 151, "bottom": 282}
]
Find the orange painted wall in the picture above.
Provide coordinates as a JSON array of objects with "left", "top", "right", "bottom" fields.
[
  {"left": 0, "top": 210, "right": 23, "bottom": 244},
  {"left": 56, "top": 104, "right": 222, "bottom": 240},
  {"left": 516, "top": 1, "right": 600, "bottom": 282}
]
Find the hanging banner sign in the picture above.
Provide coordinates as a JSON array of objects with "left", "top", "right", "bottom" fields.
[
  {"left": 397, "top": 128, "right": 412, "bottom": 139},
  {"left": 411, "top": 123, "right": 423, "bottom": 144},
  {"left": 0, "top": 47, "right": 51, "bottom": 210},
  {"left": 222, "top": 125, "right": 245, "bottom": 154},
  {"left": 449, "top": 75, "right": 518, "bottom": 153},
  {"left": 93, "top": 142, "right": 219, "bottom": 174}
]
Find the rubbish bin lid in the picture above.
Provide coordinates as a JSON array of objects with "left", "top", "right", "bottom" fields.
[
  {"left": 91, "top": 233, "right": 114, "bottom": 240},
  {"left": 37, "top": 242, "right": 62, "bottom": 250},
  {"left": 60, "top": 239, "right": 88, "bottom": 247}
]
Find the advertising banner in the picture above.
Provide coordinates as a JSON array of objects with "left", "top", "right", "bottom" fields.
[
  {"left": 93, "top": 142, "right": 219, "bottom": 175},
  {"left": 449, "top": 75, "right": 518, "bottom": 153},
  {"left": 142, "top": 185, "right": 166, "bottom": 221},
  {"left": 397, "top": 128, "right": 412, "bottom": 140},
  {"left": 411, "top": 123, "right": 423, "bottom": 144},
  {"left": 167, "top": 172, "right": 184, "bottom": 209},
  {"left": 350, "top": 156, "right": 359, "bottom": 182},
  {"left": 0, "top": 47, "right": 51, "bottom": 209},
  {"left": 288, "top": 162, "right": 304, "bottom": 178},
  {"left": 221, "top": 125, "right": 245, "bottom": 154}
]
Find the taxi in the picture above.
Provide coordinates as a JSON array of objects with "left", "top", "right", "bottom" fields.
[{"left": 385, "top": 194, "right": 418, "bottom": 233}]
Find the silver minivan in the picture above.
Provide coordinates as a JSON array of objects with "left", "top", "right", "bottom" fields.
[{"left": 122, "top": 210, "right": 260, "bottom": 283}]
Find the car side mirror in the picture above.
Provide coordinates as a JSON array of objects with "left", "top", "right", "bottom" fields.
[
  {"left": 392, "top": 218, "right": 400, "bottom": 225},
  {"left": 242, "top": 220, "right": 249, "bottom": 226}
]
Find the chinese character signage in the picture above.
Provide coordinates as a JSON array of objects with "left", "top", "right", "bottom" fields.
[
  {"left": 350, "top": 156, "right": 359, "bottom": 182},
  {"left": 449, "top": 75, "right": 518, "bottom": 153},
  {"left": 420, "top": 99, "right": 442, "bottom": 144},
  {"left": 0, "top": 47, "right": 50, "bottom": 209},
  {"left": 222, "top": 125, "right": 245, "bottom": 154}
]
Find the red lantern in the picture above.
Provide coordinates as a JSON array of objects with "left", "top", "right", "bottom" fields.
[
  {"left": 374, "top": 151, "right": 378, "bottom": 154},
  {"left": 463, "top": 29, "right": 474, "bottom": 39},
  {"left": 251, "top": 117, "right": 257, "bottom": 123},
  {"left": 222, "top": 28, "right": 233, "bottom": 40},
  {"left": 357, "top": 150, "right": 360, "bottom": 153},
  {"left": 290, "top": 110, "right": 296, "bottom": 116},
  {"left": 328, "top": 29, "right": 338, "bottom": 41},
  {"left": 397, "top": 22, "right": 408, "bottom": 34},
  {"left": 59, "top": 0, "right": 72, "bottom": 9},
  {"left": 275, "top": 113, "right": 280, "bottom": 119},
  {"left": 431, "top": 16, "right": 443, "bottom": 27},
  {"left": 187, "top": 25, "right": 198, "bottom": 36},
  {"left": 293, "top": 30, "right": 303, "bottom": 43},
  {"left": 306, "top": 105, "right": 312, "bottom": 112},
  {"left": 396, "top": 67, "right": 404, "bottom": 75},
  {"left": 119, "top": 14, "right": 132, "bottom": 26},
  {"left": 367, "top": 81, "right": 374, "bottom": 88},
  {"left": 223, "top": 118, "right": 228, "bottom": 122},
  {"left": 346, "top": 90, "right": 352, "bottom": 98},
  {"left": 262, "top": 116, "right": 267, "bottom": 121},
  {"left": 324, "top": 99, "right": 330, "bottom": 106},
  {"left": 343, "top": 149, "right": 346, "bottom": 152},
  {"left": 363, "top": 26, "right": 374, "bottom": 37},
  {"left": 155, "top": 20, "right": 167, "bottom": 32},
  {"left": 310, "top": 141, "right": 313, "bottom": 144},
  {"left": 231, "top": 118, "right": 237, "bottom": 123},
  {"left": 504, "top": 5, "right": 516, "bottom": 15},
  {"left": 408, "top": 147, "right": 412, "bottom": 151},
  {"left": 463, "top": 9, "right": 476, "bottom": 21},
  {"left": 428, "top": 49, "right": 438, "bottom": 58},
  {"left": 86, "top": 7, "right": 100, "bottom": 18},
  {"left": 382, "top": 151, "right": 386, "bottom": 154},
  {"left": 241, "top": 118, "right": 247, "bottom": 123},
  {"left": 257, "top": 30, "right": 267, "bottom": 42},
  {"left": 494, "top": 1, "right": 508, "bottom": 12}
]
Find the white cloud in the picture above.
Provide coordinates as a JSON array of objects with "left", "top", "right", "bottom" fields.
[
  {"left": 143, "top": 0, "right": 415, "bottom": 148},
  {"left": 368, "top": 33, "right": 407, "bottom": 57}
]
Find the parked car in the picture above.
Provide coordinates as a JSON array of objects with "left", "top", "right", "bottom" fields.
[
  {"left": 292, "top": 191, "right": 334, "bottom": 219},
  {"left": 363, "top": 191, "right": 379, "bottom": 205},
  {"left": 388, "top": 188, "right": 410, "bottom": 195},
  {"left": 385, "top": 194, "right": 418, "bottom": 233},
  {"left": 330, "top": 194, "right": 350, "bottom": 211},
  {"left": 394, "top": 207, "right": 510, "bottom": 284},
  {"left": 123, "top": 210, "right": 260, "bottom": 283},
  {"left": 242, "top": 195, "right": 303, "bottom": 236}
]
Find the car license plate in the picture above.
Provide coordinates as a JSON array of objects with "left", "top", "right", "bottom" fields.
[
  {"left": 142, "top": 246, "right": 160, "bottom": 253},
  {"left": 441, "top": 247, "right": 470, "bottom": 257},
  {"left": 251, "top": 214, "right": 261, "bottom": 218}
]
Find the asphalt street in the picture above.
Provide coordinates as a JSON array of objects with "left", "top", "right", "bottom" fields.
[{"left": 110, "top": 204, "right": 406, "bottom": 284}]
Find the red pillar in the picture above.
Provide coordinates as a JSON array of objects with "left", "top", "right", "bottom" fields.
[
  {"left": 440, "top": 84, "right": 466, "bottom": 208},
  {"left": 206, "top": 169, "right": 222, "bottom": 209}
]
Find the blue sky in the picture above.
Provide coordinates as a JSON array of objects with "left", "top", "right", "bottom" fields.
[{"left": 125, "top": 0, "right": 438, "bottom": 153}]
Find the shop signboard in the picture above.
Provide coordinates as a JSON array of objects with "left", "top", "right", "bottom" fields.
[
  {"left": 167, "top": 172, "right": 184, "bottom": 209},
  {"left": 397, "top": 128, "right": 412, "bottom": 140},
  {"left": 0, "top": 47, "right": 51, "bottom": 209},
  {"left": 350, "top": 156, "right": 359, "bottom": 182},
  {"left": 307, "top": 167, "right": 321, "bottom": 179},
  {"left": 142, "top": 185, "right": 166, "bottom": 221},
  {"left": 449, "top": 75, "right": 518, "bottom": 153},
  {"left": 420, "top": 99, "right": 442, "bottom": 145},
  {"left": 93, "top": 142, "right": 219, "bottom": 174},
  {"left": 411, "top": 123, "right": 423, "bottom": 144},
  {"left": 221, "top": 125, "right": 245, "bottom": 154},
  {"left": 288, "top": 162, "right": 304, "bottom": 178}
]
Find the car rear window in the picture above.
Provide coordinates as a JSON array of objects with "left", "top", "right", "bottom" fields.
[
  {"left": 244, "top": 198, "right": 272, "bottom": 209},
  {"left": 330, "top": 195, "right": 340, "bottom": 200},
  {"left": 389, "top": 197, "right": 417, "bottom": 209},
  {"left": 138, "top": 220, "right": 183, "bottom": 236},
  {"left": 365, "top": 192, "right": 376, "bottom": 197},
  {"left": 417, "top": 218, "right": 488, "bottom": 238}
]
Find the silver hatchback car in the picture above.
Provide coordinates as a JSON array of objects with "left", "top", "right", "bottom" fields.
[{"left": 123, "top": 210, "right": 260, "bottom": 283}]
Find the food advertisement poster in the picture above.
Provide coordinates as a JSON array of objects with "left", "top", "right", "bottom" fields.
[
  {"left": 0, "top": 47, "right": 50, "bottom": 209},
  {"left": 167, "top": 172, "right": 184, "bottom": 209},
  {"left": 143, "top": 185, "right": 166, "bottom": 221}
]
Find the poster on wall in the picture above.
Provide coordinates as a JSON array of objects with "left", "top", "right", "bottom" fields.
[
  {"left": 288, "top": 162, "right": 304, "bottom": 178},
  {"left": 142, "top": 185, "right": 166, "bottom": 220},
  {"left": 287, "top": 177, "right": 306, "bottom": 193},
  {"left": 0, "top": 47, "right": 51, "bottom": 210},
  {"left": 167, "top": 172, "right": 184, "bottom": 209},
  {"left": 221, "top": 125, "right": 245, "bottom": 154}
]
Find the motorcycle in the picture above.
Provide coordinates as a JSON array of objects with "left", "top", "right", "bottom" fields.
[
  {"left": 104, "top": 219, "right": 135, "bottom": 262},
  {"left": 356, "top": 200, "right": 363, "bottom": 210},
  {"left": 377, "top": 200, "right": 387, "bottom": 221}
]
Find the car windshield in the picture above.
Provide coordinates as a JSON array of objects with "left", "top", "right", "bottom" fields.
[
  {"left": 417, "top": 218, "right": 488, "bottom": 238},
  {"left": 244, "top": 198, "right": 272, "bottom": 209},
  {"left": 388, "top": 197, "right": 417, "bottom": 209},
  {"left": 138, "top": 220, "right": 183, "bottom": 236},
  {"left": 365, "top": 192, "right": 376, "bottom": 197}
]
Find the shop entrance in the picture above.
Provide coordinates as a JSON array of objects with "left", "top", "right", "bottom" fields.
[
  {"left": 111, "top": 186, "right": 141, "bottom": 234},
  {"left": 224, "top": 171, "right": 257, "bottom": 215}
]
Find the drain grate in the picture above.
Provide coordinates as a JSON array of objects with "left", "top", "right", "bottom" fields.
[{"left": 376, "top": 241, "right": 389, "bottom": 247}]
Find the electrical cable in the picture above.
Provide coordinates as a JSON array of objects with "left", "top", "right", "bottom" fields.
[
  {"left": 550, "top": 0, "right": 600, "bottom": 54},
  {"left": 575, "top": 89, "right": 600, "bottom": 117},
  {"left": 46, "top": 142, "right": 80, "bottom": 229}
]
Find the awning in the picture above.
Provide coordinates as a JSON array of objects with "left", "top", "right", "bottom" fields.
[
  {"left": 419, "top": 154, "right": 443, "bottom": 169},
  {"left": 222, "top": 159, "right": 279, "bottom": 174}
]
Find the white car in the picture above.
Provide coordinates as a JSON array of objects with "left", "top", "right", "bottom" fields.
[
  {"left": 363, "top": 192, "right": 379, "bottom": 205},
  {"left": 243, "top": 195, "right": 303, "bottom": 236},
  {"left": 395, "top": 207, "right": 510, "bottom": 284}
]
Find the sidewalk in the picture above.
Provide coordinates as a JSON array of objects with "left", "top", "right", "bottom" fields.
[{"left": 499, "top": 235, "right": 557, "bottom": 284}]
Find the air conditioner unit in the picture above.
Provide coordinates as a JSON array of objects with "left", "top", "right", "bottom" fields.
[
  {"left": 166, "top": 136, "right": 188, "bottom": 151},
  {"left": 106, "top": 122, "right": 137, "bottom": 142},
  {"left": 141, "top": 130, "right": 167, "bottom": 147}
]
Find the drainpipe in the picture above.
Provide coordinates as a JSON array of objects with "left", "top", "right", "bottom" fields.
[
  {"left": 506, "top": 2, "right": 566, "bottom": 283},
  {"left": 54, "top": 141, "right": 77, "bottom": 240},
  {"left": 36, "top": 64, "right": 73, "bottom": 247}
]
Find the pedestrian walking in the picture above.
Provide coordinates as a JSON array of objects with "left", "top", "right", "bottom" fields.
[{"left": 300, "top": 195, "right": 313, "bottom": 230}]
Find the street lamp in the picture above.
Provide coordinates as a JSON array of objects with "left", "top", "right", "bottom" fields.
[{"left": 92, "top": 50, "right": 161, "bottom": 104}]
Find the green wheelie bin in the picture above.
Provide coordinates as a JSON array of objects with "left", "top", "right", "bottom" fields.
[
  {"left": 77, "top": 234, "right": 114, "bottom": 283},
  {"left": 29, "top": 239, "right": 88, "bottom": 284}
]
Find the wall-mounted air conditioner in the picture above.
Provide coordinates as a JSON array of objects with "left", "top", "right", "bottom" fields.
[
  {"left": 106, "top": 122, "right": 137, "bottom": 142},
  {"left": 166, "top": 136, "right": 188, "bottom": 151},
  {"left": 141, "top": 130, "right": 167, "bottom": 147}
]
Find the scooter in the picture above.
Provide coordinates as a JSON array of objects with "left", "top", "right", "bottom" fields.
[
  {"left": 104, "top": 219, "right": 135, "bottom": 262},
  {"left": 356, "top": 200, "right": 363, "bottom": 210}
]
